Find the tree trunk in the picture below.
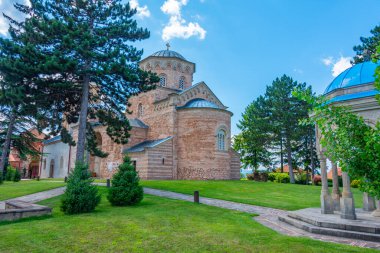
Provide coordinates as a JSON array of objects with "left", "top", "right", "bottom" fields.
[
  {"left": 0, "top": 112, "right": 16, "bottom": 174},
  {"left": 280, "top": 136, "right": 283, "bottom": 173},
  {"left": 286, "top": 136, "right": 295, "bottom": 183},
  {"left": 75, "top": 73, "right": 90, "bottom": 163},
  {"left": 310, "top": 129, "right": 316, "bottom": 184}
]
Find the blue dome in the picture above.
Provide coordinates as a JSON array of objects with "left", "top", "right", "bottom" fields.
[
  {"left": 151, "top": 50, "right": 186, "bottom": 60},
  {"left": 324, "top": 61, "right": 380, "bottom": 94},
  {"left": 180, "top": 98, "right": 219, "bottom": 109}
]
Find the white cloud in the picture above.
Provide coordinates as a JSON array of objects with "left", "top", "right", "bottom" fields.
[
  {"left": 160, "top": 0, "right": 206, "bottom": 41},
  {"left": 322, "top": 56, "right": 333, "bottom": 66},
  {"left": 0, "top": 0, "right": 30, "bottom": 36},
  {"left": 322, "top": 56, "right": 352, "bottom": 77},
  {"left": 129, "top": 0, "right": 150, "bottom": 19}
]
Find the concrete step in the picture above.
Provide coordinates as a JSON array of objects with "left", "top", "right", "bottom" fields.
[
  {"left": 288, "top": 212, "right": 380, "bottom": 234},
  {"left": 278, "top": 216, "right": 380, "bottom": 242}
]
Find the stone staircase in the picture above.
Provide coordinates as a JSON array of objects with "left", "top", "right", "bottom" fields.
[{"left": 278, "top": 208, "right": 380, "bottom": 242}]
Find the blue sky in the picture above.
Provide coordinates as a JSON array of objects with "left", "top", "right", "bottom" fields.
[{"left": 2, "top": 0, "right": 380, "bottom": 135}]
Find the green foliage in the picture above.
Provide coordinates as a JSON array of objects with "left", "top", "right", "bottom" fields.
[
  {"left": 352, "top": 25, "right": 380, "bottom": 64},
  {"left": 268, "top": 173, "right": 276, "bottom": 182},
  {"left": 235, "top": 75, "right": 318, "bottom": 184},
  {"left": 0, "top": 171, "right": 3, "bottom": 184},
  {"left": 13, "top": 169, "right": 21, "bottom": 182},
  {"left": 274, "top": 173, "right": 290, "bottom": 183},
  {"left": 295, "top": 173, "right": 308, "bottom": 185},
  {"left": 268, "top": 172, "right": 292, "bottom": 183},
  {"left": 107, "top": 156, "right": 143, "bottom": 206},
  {"left": 294, "top": 89, "right": 380, "bottom": 198},
  {"left": 10, "top": 0, "right": 159, "bottom": 162},
  {"left": 5, "top": 166, "right": 16, "bottom": 181},
  {"left": 61, "top": 163, "right": 101, "bottom": 214},
  {"left": 351, "top": 179, "right": 361, "bottom": 189}
]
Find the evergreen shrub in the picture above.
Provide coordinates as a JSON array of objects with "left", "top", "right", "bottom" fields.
[
  {"left": 13, "top": 169, "right": 21, "bottom": 182},
  {"left": 61, "top": 163, "right": 101, "bottom": 214},
  {"left": 5, "top": 166, "right": 16, "bottom": 181},
  {"left": 107, "top": 156, "right": 143, "bottom": 206}
]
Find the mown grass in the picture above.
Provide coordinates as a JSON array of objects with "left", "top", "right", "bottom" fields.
[
  {"left": 0, "top": 180, "right": 66, "bottom": 201},
  {"left": 0, "top": 188, "right": 373, "bottom": 253},
  {"left": 141, "top": 180, "right": 363, "bottom": 211}
]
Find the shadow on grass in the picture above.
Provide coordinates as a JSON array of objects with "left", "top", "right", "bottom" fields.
[{"left": 0, "top": 214, "right": 53, "bottom": 226}]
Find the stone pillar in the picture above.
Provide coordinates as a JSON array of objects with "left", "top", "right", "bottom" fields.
[
  {"left": 340, "top": 172, "right": 356, "bottom": 220},
  {"left": 331, "top": 162, "right": 341, "bottom": 211},
  {"left": 319, "top": 154, "right": 334, "bottom": 214},
  {"left": 363, "top": 192, "right": 376, "bottom": 212},
  {"left": 372, "top": 199, "right": 380, "bottom": 217}
]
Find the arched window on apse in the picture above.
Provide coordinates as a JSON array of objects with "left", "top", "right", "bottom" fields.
[{"left": 217, "top": 129, "right": 226, "bottom": 151}]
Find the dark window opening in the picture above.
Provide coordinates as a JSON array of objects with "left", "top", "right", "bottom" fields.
[{"left": 162, "top": 158, "right": 165, "bottom": 165}]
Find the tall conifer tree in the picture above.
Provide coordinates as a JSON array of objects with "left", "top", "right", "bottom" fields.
[{"left": 24, "top": 0, "right": 158, "bottom": 164}]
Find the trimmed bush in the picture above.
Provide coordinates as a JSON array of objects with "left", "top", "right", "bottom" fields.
[
  {"left": 107, "top": 156, "right": 143, "bottom": 206},
  {"left": 351, "top": 179, "right": 361, "bottom": 188},
  {"left": 268, "top": 173, "right": 276, "bottom": 182},
  {"left": 13, "top": 169, "right": 21, "bottom": 182},
  {"left": 61, "top": 163, "right": 101, "bottom": 214},
  {"left": 260, "top": 172, "right": 268, "bottom": 182},
  {"left": 295, "top": 173, "right": 307, "bottom": 185},
  {"left": 5, "top": 166, "right": 16, "bottom": 181},
  {"left": 275, "top": 173, "right": 290, "bottom": 183}
]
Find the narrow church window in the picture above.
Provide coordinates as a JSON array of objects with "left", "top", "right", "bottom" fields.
[
  {"left": 217, "top": 129, "right": 226, "bottom": 151},
  {"left": 179, "top": 76, "right": 185, "bottom": 90},
  {"left": 138, "top": 103, "right": 143, "bottom": 118},
  {"left": 162, "top": 158, "right": 165, "bottom": 165},
  {"left": 159, "top": 74, "right": 166, "bottom": 87},
  {"left": 60, "top": 156, "right": 64, "bottom": 170}
]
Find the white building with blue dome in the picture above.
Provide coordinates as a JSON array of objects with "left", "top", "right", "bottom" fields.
[{"left": 316, "top": 61, "right": 380, "bottom": 219}]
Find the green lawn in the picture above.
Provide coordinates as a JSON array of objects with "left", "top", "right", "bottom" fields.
[
  {"left": 0, "top": 188, "right": 372, "bottom": 253},
  {"left": 141, "top": 180, "right": 363, "bottom": 211},
  {"left": 0, "top": 180, "right": 66, "bottom": 201}
]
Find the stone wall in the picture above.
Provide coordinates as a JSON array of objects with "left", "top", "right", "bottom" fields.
[
  {"left": 176, "top": 108, "right": 233, "bottom": 179},
  {"left": 130, "top": 151, "right": 149, "bottom": 179},
  {"left": 139, "top": 57, "right": 195, "bottom": 90},
  {"left": 229, "top": 150, "right": 241, "bottom": 179},
  {"left": 147, "top": 138, "right": 173, "bottom": 179}
]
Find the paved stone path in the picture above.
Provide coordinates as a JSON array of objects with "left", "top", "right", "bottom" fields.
[
  {"left": 1, "top": 184, "right": 379, "bottom": 249},
  {"left": 143, "top": 188, "right": 380, "bottom": 250},
  {"left": 0, "top": 187, "right": 65, "bottom": 209}
]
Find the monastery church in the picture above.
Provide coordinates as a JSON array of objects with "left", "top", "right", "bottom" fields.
[{"left": 40, "top": 46, "right": 240, "bottom": 180}]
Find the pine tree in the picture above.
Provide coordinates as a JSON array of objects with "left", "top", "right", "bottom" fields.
[
  {"left": 61, "top": 162, "right": 101, "bottom": 214},
  {"left": 352, "top": 25, "right": 380, "bottom": 64},
  {"left": 265, "top": 75, "right": 310, "bottom": 183},
  {"left": 0, "top": 1, "right": 78, "bottom": 174},
  {"left": 23, "top": 0, "right": 158, "bottom": 164},
  {"left": 107, "top": 156, "right": 143, "bottom": 206},
  {"left": 234, "top": 96, "right": 273, "bottom": 171}
]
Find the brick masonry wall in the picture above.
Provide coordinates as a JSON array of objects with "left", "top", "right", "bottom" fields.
[
  {"left": 176, "top": 108, "right": 234, "bottom": 179},
  {"left": 146, "top": 138, "right": 173, "bottom": 179}
]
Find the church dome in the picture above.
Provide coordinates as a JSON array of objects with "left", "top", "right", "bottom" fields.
[
  {"left": 151, "top": 49, "right": 186, "bottom": 61},
  {"left": 181, "top": 98, "right": 219, "bottom": 109},
  {"left": 324, "top": 61, "right": 380, "bottom": 94}
]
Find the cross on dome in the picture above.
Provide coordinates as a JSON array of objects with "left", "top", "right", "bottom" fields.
[{"left": 166, "top": 42, "right": 170, "bottom": 50}]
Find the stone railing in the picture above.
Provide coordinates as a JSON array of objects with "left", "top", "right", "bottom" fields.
[{"left": 0, "top": 200, "right": 52, "bottom": 221}]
